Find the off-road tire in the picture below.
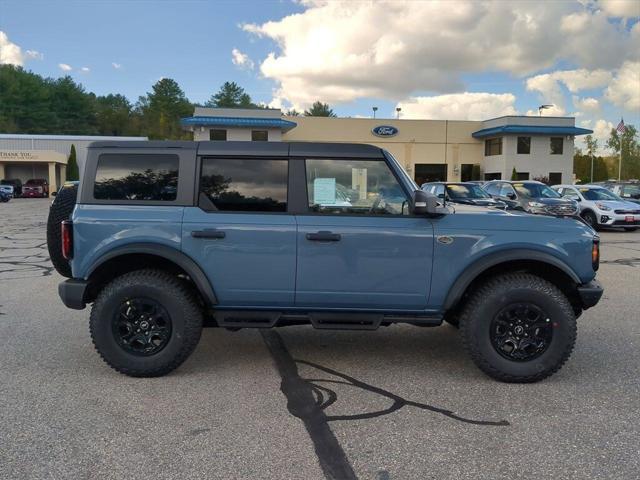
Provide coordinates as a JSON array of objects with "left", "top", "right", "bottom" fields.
[
  {"left": 46, "top": 185, "right": 77, "bottom": 277},
  {"left": 90, "top": 269, "right": 203, "bottom": 377},
  {"left": 459, "top": 273, "right": 576, "bottom": 383},
  {"left": 581, "top": 210, "right": 599, "bottom": 231}
]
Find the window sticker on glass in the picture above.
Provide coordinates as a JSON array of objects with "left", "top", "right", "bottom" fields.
[{"left": 313, "top": 178, "right": 337, "bottom": 205}]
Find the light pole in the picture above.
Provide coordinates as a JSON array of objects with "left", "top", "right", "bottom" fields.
[
  {"left": 372, "top": 106, "right": 378, "bottom": 119},
  {"left": 396, "top": 107, "right": 401, "bottom": 119},
  {"left": 538, "top": 104, "right": 554, "bottom": 116}
]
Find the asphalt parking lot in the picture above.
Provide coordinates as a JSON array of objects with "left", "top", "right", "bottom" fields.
[{"left": 1, "top": 198, "right": 638, "bottom": 480}]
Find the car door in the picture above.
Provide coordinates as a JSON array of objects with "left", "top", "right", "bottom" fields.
[
  {"left": 294, "top": 156, "right": 434, "bottom": 311},
  {"left": 182, "top": 157, "right": 297, "bottom": 307}
]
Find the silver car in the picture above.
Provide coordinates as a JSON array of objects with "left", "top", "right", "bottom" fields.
[{"left": 552, "top": 184, "right": 640, "bottom": 231}]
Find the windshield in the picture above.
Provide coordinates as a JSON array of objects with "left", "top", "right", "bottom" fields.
[
  {"left": 580, "top": 188, "right": 621, "bottom": 201},
  {"left": 513, "top": 183, "right": 561, "bottom": 199},
  {"left": 622, "top": 184, "right": 640, "bottom": 198},
  {"left": 446, "top": 184, "right": 490, "bottom": 199}
]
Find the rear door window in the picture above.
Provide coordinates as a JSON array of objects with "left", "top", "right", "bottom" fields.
[
  {"left": 199, "top": 158, "right": 288, "bottom": 212},
  {"left": 94, "top": 154, "right": 179, "bottom": 201}
]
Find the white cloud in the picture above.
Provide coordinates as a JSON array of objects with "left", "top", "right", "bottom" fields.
[
  {"left": 25, "top": 49, "right": 43, "bottom": 60},
  {"left": 605, "top": 61, "right": 640, "bottom": 110},
  {"left": 598, "top": 0, "right": 640, "bottom": 18},
  {"left": 80, "top": 66, "right": 90, "bottom": 73},
  {"left": 573, "top": 96, "right": 600, "bottom": 112},
  {"left": 58, "top": 63, "right": 72, "bottom": 72},
  {"left": 112, "top": 62, "right": 122, "bottom": 69},
  {"left": 0, "top": 31, "right": 25, "bottom": 66},
  {"left": 231, "top": 48, "right": 254, "bottom": 70},
  {"left": 398, "top": 92, "right": 517, "bottom": 121},
  {"left": 242, "top": 1, "right": 638, "bottom": 108}
]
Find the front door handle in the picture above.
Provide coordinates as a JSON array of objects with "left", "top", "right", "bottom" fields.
[
  {"left": 306, "top": 231, "right": 341, "bottom": 242},
  {"left": 191, "top": 229, "right": 226, "bottom": 239}
]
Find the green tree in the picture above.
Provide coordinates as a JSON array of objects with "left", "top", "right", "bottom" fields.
[
  {"left": 304, "top": 101, "right": 336, "bottom": 117},
  {"left": 66, "top": 144, "right": 79, "bottom": 181},
  {"left": 285, "top": 109, "right": 301, "bottom": 117},
  {"left": 136, "top": 78, "right": 193, "bottom": 139},
  {"left": 510, "top": 167, "right": 518, "bottom": 180},
  {"left": 0, "top": 65, "right": 56, "bottom": 133},
  {"left": 48, "top": 76, "right": 98, "bottom": 134},
  {"left": 607, "top": 124, "right": 639, "bottom": 180},
  {"left": 205, "top": 81, "right": 255, "bottom": 108},
  {"left": 96, "top": 94, "right": 133, "bottom": 136}
]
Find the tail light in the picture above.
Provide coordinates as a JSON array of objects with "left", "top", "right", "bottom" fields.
[
  {"left": 591, "top": 237, "right": 599, "bottom": 271},
  {"left": 61, "top": 220, "right": 73, "bottom": 260}
]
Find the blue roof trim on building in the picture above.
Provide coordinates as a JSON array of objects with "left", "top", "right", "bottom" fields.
[
  {"left": 180, "top": 116, "right": 297, "bottom": 131},
  {"left": 472, "top": 125, "right": 593, "bottom": 138}
]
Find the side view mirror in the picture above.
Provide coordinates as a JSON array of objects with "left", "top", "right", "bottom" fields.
[
  {"left": 507, "top": 192, "right": 517, "bottom": 200},
  {"left": 437, "top": 193, "right": 445, "bottom": 199},
  {"left": 51, "top": 191, "right": 57, "bottom": 197},
  {"left": 413, "top": 189, "right": 445, "bottom": 216}
]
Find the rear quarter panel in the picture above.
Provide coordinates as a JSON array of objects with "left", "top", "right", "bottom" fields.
[{"left": 71, "top": 205, "right": 184, "bottom": 278}]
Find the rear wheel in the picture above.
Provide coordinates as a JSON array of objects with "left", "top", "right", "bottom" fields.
[
  {"left": 46, "top": 185, "right": 77, "bottom": 277},
  {"left": 581, "top": 210, "right": 599, "bottom": 230},
  {"left": 90, "top": 269, "right": 203, "bottom": 377},
  {"left": 459, "top": 273, "right": 576, "bottom": 383}
]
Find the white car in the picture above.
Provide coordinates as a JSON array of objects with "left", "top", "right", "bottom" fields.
[{"left": 552, "top": 184, "right": 640, "bottom": 231}]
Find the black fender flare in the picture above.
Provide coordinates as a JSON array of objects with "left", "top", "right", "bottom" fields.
[
  {"left": 443, "top": 249, "right": 581, "bottom": 311},
  {"left": 86, "top": 243, "right": 218, "bottom": 305}
]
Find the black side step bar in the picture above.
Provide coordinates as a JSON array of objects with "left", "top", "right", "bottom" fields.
[{"left": 211, "top": 311, "right": 442, "bottom": 330}]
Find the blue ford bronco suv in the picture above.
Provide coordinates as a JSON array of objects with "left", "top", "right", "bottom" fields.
[{"left": 50, "top": 141, "right": 603, "bottom": 382}]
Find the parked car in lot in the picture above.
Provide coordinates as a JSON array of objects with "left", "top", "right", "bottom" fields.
[
  {"left": 552, "top": 184, "right": 640, "bottom": 231},
  {"left": 604, "top": 181, "right": 640, "bottom": 206},
  {"left": 0, "top": 183, "right": 14, "bottom": 197},
  {"left": 421, "top": 181, "right": 509, "bottom": 209},
  {"left": 0, "top": 189, "right": 11, "bottom": 202},
  {"left": 51, "top": 141, "right": 603, "bottom": 383},
  {"left": 22, "top": 178, "right": 49, "bottom": 198},
  {"left": 483, "top": 180, "right": 578, "bottom": 216},
  {"left": 0, "top": 178, "right": 22, "bottom": 197}
]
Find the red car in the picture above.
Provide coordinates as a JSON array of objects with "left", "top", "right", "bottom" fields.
[{"left": 22, "top": 179, "right": 49, "bottom": 198}]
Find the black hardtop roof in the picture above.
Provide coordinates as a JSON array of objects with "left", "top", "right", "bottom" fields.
[{"left": 87, "top": 140, "right": 384, "bottom": 158}]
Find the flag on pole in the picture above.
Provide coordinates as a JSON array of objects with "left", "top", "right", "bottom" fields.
[{"left": 616, "top": 118, "right": 626, "bottom": 134}]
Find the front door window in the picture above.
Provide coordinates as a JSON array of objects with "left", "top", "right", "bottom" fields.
[{"left": 305, "top": 159, "right": 409, "bottom": 215}]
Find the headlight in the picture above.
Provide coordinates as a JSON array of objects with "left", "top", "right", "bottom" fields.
[
  {"left": 595, "top": 202, "right": 611, "bottom": 211},
  {"left": 528, "top": 201, "right": 545, "bottom": 208}
]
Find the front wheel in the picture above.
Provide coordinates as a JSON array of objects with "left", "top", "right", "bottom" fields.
[
  {"left": 581, "top": 210, "right": 599, "bottom": 230},
  {"left": 90, "top": 269, "right": 203, "bottom": 377},
  {"left": 459, "top": 273, "right": 576, "bottom": 383}
]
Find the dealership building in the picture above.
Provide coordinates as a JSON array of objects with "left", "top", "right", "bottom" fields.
[
  {"left": 0, "top": 134, "right": 146, "bottom": 193},
  {"left": 182, "top": 108, "right": 593, "bottom": 185}
]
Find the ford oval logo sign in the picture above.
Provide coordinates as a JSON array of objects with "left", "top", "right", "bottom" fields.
[{"left": 372, "top": 125, "right": 398, "bottom": 137}]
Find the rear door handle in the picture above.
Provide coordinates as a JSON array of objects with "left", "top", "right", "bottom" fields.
[
  {"left": 191, "top": 229, "right": 226, "bottom": 239},
  {"left": 306, "top": 231, "right": 341, "bottom": 242}
]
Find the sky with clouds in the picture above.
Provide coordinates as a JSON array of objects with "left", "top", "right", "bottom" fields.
[{"left": 0, "top": 0, "right": 638, "bottom": 151}]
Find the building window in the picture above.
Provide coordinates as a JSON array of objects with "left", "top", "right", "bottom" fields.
[
  {"left": 94, "top": 154, "right": 179, "bottom": 201},
  {"left": 484, "top": 138, "right": 502, "bottom": 156},
  {"left": 210, "top": 129, "right": 227, "bottom": 141},
  {"left": 414, "top": 164, "right": 448, "bottom": 185},
  {"left": 484, "top": 172, "right": 502, "bottom": 181},
  {"left": 517, "top": 136, "right": 531, "bottom": 154},
  {"left": 251, "top": 130, "right": 268, "bottom": 141},
  {"left": 199, "top": 158, "right": 287, "bottom": 212},
  {"left": 516, "top": 172, "right": 529, "bottom": 180},
  {"left": 550, "top": 137, "right": 563, "bottom": 155},
  {"left": 549, "top": 172, "right": 562, "bottom": 185}
]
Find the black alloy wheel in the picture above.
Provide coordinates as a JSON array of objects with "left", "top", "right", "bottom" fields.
[
  {"left": 113, "top": 297, "right": 172, "bottom": 356},
  {"left": 490, "top": 303, "right": 553, "bottom": 361}
]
